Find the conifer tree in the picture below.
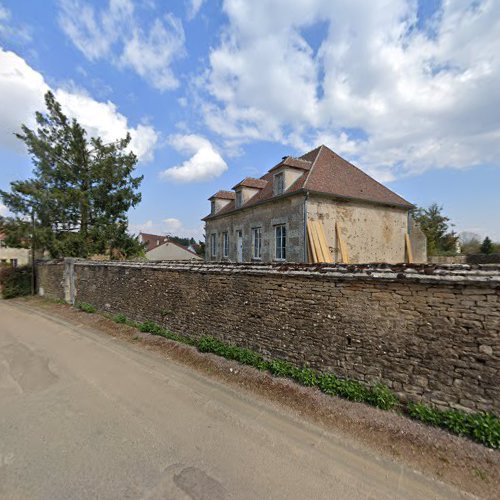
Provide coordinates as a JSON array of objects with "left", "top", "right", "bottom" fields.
[
  {"left": 1, "top": 91, "right": 144, "bottom": 258},
  {"left": 480, "top": 236, "right": 493, "bottom": 255}
]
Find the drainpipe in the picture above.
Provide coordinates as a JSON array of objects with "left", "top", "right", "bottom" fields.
[{"left": 303, "top": 191, "right": 309, "bottom": 262}]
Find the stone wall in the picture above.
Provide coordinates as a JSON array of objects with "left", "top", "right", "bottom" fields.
[
  {"left": 467, "top": 254, "right": 500, "bottom": 265},
  {"left": 36, "top": 260, "right": 65, "bottom": 299},
  {"left": 37, "top": 260, "right": 500, "bottom": 414},
  {"left": 429, "top": 255, "right": 468, "bottom": 265}
]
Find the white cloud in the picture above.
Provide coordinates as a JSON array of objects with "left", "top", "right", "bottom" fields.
[
  {"left": 201, "top": 0, "right": 500, "bottom": 178},
  {"left": 0, "top": 47, "right": 158, "bottom": 161},
  {"left": 160, "top": 134, "right": 228, "bottom": 182},
  {"left": 0, "top": 2, "right": 31, "bottom": 44},
  {"left": 129, "top": 217, "right": 203, "bottom": 240},
  {"left": 120, "top": 14, "right": 184, "bottom": 91},
  {"left": 187, "top": 0, "right": 204, "bottom": 20},
  {"left": 163, "top": 217, "right": 183, "bottom": 233},
  {"left": 0, "top": 203, "right": 8, "bottom": 216},
  {"left": 58, "top": 0, "right": 185, "bottom": 91}
]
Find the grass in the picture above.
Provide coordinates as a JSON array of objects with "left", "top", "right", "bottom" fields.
[{"left": 77, "top": 302, "right": 97, "bottom": 313}]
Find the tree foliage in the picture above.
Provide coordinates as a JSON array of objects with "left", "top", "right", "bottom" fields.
[
  {"left": 0, "top": 91, "right": 144, "bottom": 259},
  {"left": 411, "top": 203, "right": 458, "bottom": 256},
  {"left": 0, "top": 216, "right": 31, "bottom": 248},
  {"left": 480, "top": 236, "right": 493, "bottom": 255}
]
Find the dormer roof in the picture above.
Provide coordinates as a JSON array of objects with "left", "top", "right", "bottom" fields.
[
  {"left": 208, "top": 190, "right": 236, "bottom": 201},
  {"left": 204, "top": 145, "right": 413, "bottom": 220},
  {"left": 232, "top": 177, "right": 268, "bottom": 190},
  {"left": 269, "top": 156, "right": 313, "bottom": 172}
]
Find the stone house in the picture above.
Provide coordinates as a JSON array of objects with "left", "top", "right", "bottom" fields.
[
  {"left": 0, "top": 232, "right": 30, "bottom": 267},
  {"left": 203, "top": 145, "right": 426, "bottom": 264},
  {"left": 138, "top": 232, "right": 201, "bottom": 261}
]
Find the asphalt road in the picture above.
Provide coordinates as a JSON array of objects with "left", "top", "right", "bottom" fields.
[{"left": 0, "top": 301, "right": 470, "bottom": 500}]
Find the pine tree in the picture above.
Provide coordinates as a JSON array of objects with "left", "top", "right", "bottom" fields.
[
  {"left": 411, "top": 203, "right": 458, "bottom": 256},
  {"left": 0, "top": 91, "right": 144, "bottom": 258},
  {"left": 480, "top": 236, "right": 493, "bottom": 255}
]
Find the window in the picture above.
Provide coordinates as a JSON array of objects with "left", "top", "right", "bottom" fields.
[
  {"left": 274, "top": 172, "right": 284, "bottom": 195},
  {"left": 235, "top": 190, "right": 243, "bottom": 208},
  {"left": 11, "top": 259, "right": 17, "bottom": 268},
  {"left": 252, "top": 227, "right": 262, "bottom": 259},
  {"left": 275, "top": 225, "right": 286, "bottom": 260},
  {"left": 222, "top": 232, "right": 229, "bottom": 258},
  {"left": 211, "top": 200, "right": 216, "bottom": 214},
  {"left": 210, "top": 233, "right": 217, "bottom": 259}
]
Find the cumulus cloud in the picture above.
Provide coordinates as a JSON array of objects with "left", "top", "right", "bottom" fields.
[
  {"left": 160, "top": 134, "right": 228, "bottom": 182},
  {"left": 201, "top": 0, "right": 500, "bottom": 178},
  {"left": 58, "top": 0, "right": 185, "bottom": 91},
  {"left": 0, "top": 203, "right": 8, "bottom": 216},
  {"left": 0, "top": 47, "right": 158, "bottom": 161}
]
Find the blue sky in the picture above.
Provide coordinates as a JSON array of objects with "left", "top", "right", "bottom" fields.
[{"left": 0, "top": 0, "right": 499, "bottom": 241}]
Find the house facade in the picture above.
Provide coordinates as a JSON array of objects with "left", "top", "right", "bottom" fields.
[
  {"left": 0, "top": 232, "right": 30, "bottom": 267},
  {"left": 138, "top": 232, "right": 202, "bottom": 261},
  {"left": 203, "top": 145, "right": 427, "bottom": 264}
]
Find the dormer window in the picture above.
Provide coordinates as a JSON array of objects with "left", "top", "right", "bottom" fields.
[
  {"left": 274, "top": 172, "right": 285, "bottom": 195},
  {"left": 235, "top": 190, "right": 243, "bottom": 208}
]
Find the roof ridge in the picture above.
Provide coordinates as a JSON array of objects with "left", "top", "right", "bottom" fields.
[
  {"left": 303, "top": 144, "right": 324, "bottom": 188},
  {"left": 335, "top": 152, "right": 412, "bottom": 206},
  {"left": 304, "top": 146, "right": 412, "bottom": 207},
  {"left": 286, "top": 156, "right": 311, "bottom": 163}
]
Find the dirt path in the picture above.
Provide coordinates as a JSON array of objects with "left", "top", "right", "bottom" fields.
[{"left": 2, "top": 298, "right": 498, "bottom": 499}]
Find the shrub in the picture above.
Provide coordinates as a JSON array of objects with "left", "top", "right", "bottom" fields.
[
  {"left": 268, "top": 359, "right": 295, "bottom": 377},
  {"left": 335, "top": 378, "right": 369, "bottom": 402},
  {"left": 139, "top": 320, "right": 166, "bottom": 336},
  {"left": 113, "top": 313, "right": 127, "bottom": 324},
  {"left": 0, "top": 265, "right": 32, "bottom": 299},
  {"left": 77, "top": 302, "right": 96, "bottom": 313},
  {"left": 407, "top": 403, "right": 500, "bottom": 448},
  {"left": 197, "top": 336, "right": 267, "bottom": 368},
  {"left": 466, "top": 412, "right": 500, "bottom": 449},
  {"left": 407, "top": 402, "right": 441, "bottom": 426},
  {"left": 291, "top": 367, "right": 319, "bottom": 387},
  {"left": 367, "top": 383, "right": 399, "bottom": 410}
]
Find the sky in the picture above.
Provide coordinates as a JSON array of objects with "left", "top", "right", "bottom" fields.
[{"left": 0, "top": 0, "right": 499, "bottom": 242}]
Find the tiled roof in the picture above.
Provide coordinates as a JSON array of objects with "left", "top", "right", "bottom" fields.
[
  {"left": 303, "top": 146, "right": 413, "bottom": 208},
  {"left": 232, "top": 177, "right": 268, "bottom": 190},
  {"left": 204, "top": 145, "right": 413, "bottom": 220},
  {"left": 139, "top": 232, "right": 168, "bottom": 252},
  {"left": 209, "top": 190, "right": 236, "bottom": 200},
  {"left": 269, "top": 156, "right": 313, "bottom": 172},
  {"left": 139, "top": 232, "right": 200, "bottom": 256}
]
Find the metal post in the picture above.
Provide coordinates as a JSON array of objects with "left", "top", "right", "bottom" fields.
[{"left": 31, "top": 210, "right": 36, "bottom": 295}]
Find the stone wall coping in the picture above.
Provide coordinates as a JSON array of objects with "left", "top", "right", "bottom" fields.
[{"left": 37, "top": 259, "right": 500, "bottom": 286}]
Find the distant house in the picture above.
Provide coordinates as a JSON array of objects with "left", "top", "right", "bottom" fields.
[
  {"left": 203, "top": 145, "right": 427, "bottom": 264},
  {"left": 138, "top": 232, "right": 202, "bottom": 261},
  {"left": 0, "top": 232, "right": 30, "bottom": 267}
]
